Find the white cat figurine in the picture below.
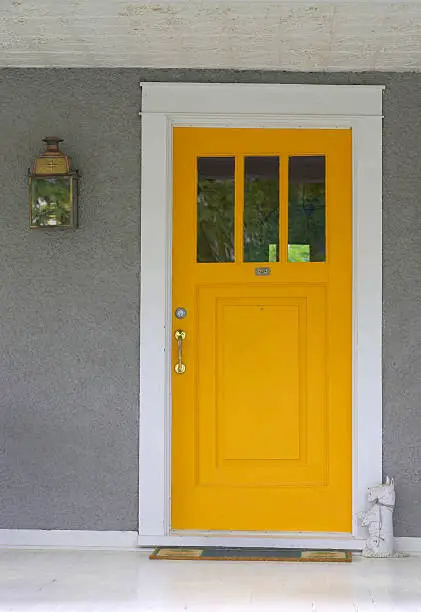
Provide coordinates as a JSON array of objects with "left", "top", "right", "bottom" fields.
[{"left": 359, "top": 477, "right": 397, "bottom": 557}]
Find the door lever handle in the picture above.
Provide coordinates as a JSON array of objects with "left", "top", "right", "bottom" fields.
[{"left": 174, "top": 330, "right": 186, "bottom": 374}]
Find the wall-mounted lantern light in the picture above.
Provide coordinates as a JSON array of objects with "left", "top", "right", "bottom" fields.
[{"left": 28, "top": 137, "right": 80, "bottom": 229}]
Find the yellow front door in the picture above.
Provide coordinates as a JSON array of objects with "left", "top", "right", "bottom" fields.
[{"left": 172, "top": 128, "right": 352, "bottom": 533}]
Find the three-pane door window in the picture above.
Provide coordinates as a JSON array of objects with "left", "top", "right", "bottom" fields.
[{"left": 197, "top": 155, "right": 326, "bottom": 263}]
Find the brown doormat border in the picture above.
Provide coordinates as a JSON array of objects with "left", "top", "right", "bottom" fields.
[{"left": 150, "top": 547, "right": 352, "bottom": 563}]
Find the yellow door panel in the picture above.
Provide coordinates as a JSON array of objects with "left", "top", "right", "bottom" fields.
[
  {"left": 220, "top": 301, "right": 302, "bottom": 461},
  {"left": 172, "top": 127, "right": 352, "bottom": 533}
]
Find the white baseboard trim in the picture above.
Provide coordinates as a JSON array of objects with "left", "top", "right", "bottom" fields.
[
  {"left": 0, "top": 530, "right": 418, "bottom": 554},
  {"left": 0, "top": 530, "right": 139, "bottom": 551},
  {"left": 395, "top": 537, "right": 421, "bottom": 555}
]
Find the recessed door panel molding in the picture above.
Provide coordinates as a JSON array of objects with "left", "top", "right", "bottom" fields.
[
  {"left": 218, "top": 301, "right": 302, "bottom": 462},
  {"left": 192, "top": 285, "right": 327, "bottom": 493}
]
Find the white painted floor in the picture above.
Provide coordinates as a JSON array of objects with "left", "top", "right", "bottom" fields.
[{"left": 0, "top": 550, "right": 421, "bottom": 611}]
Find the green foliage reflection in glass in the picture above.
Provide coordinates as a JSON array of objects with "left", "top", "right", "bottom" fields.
[
  {"left": 197, "top": 157, "right": 235, "bottom": 263},
  {"left": 244, "top": 156, "right": 279, "bottom": 262},
  {"left": 288, "top": 156, "right": 326, "bottom": 262},
  {"left": 31, "top": 177, "right": 71, "bottom": 227},
  {"left": 288, "top": 244, "right": 310, "bottom": 262}
]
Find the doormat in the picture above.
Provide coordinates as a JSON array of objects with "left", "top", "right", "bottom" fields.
[{"left": 149, "top": 547, "right": 352, "bottom": 563}]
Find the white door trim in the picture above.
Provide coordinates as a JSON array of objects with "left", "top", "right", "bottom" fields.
[{"left": 139, "top": 82, "right": 384, "bottom": 550}]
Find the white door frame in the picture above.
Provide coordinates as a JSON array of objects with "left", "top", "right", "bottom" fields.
[{"left": 138, "top": 82, "right": 384, "bottom": 550}]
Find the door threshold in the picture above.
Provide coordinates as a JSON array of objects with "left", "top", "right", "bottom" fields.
[{"left": 138, "top": 530, "right": 364, "bottom": 551}]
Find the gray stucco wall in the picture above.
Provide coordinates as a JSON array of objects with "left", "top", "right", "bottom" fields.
[
  {"left": 0, "top": 69, "right": 420, "bottom": 536},
  {"left": 0, "top": 70, "right": 141, "bottom": 530}
]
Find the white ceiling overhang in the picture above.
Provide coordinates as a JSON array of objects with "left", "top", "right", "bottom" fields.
[{"left": 1, "top": 0, "right": 421, "bottom": 71}]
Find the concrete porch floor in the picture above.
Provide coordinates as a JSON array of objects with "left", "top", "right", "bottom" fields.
[{"left": 0, "top": 549, "right": 421, "bottom": 611}]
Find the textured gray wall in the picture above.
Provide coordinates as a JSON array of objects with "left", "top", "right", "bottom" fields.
[
  {"left": 0, "top": 70, "right": 141, "bottom": 530},
  {"left": 0, "top": 69, "right": 420, "bottom": 536}
]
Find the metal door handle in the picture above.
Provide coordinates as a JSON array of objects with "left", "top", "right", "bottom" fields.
[{"left": 174, "top": 330, "right": 186, "bottom": 374}]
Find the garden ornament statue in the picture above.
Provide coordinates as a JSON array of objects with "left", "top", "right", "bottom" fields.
[{"left": 359, "top": 477, "right": 402, "bottom": 557}]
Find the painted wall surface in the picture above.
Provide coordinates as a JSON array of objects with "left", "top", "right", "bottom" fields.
[
  {"left": 0, "top": 70, "right": 141, "bottom": 530},
  {"left": 0, "top": 69, "right": 420, "bottom": 536}
]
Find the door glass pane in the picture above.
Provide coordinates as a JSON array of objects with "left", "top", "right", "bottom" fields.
[
  {"left": 197, "top": 157, "right": 235, "bottom": 263},
  {"left": 288, "top": 156, "right": 326, "bottom": 262},
  {"left": 243, "top": 157, "right": 280, "bottom": 263}
]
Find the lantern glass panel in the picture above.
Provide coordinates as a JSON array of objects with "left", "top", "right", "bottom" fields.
[{"left": 30, "top": 177, "right": 73, "bottom": 227}]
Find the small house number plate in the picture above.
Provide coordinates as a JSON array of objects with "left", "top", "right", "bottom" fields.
[{"left": 255, "top": 267, "right": 271, "bottom": 276}]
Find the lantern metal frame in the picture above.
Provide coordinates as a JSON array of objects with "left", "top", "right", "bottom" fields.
[{"left": 28, "top": 137, "right": 80, "bottom": 230}]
